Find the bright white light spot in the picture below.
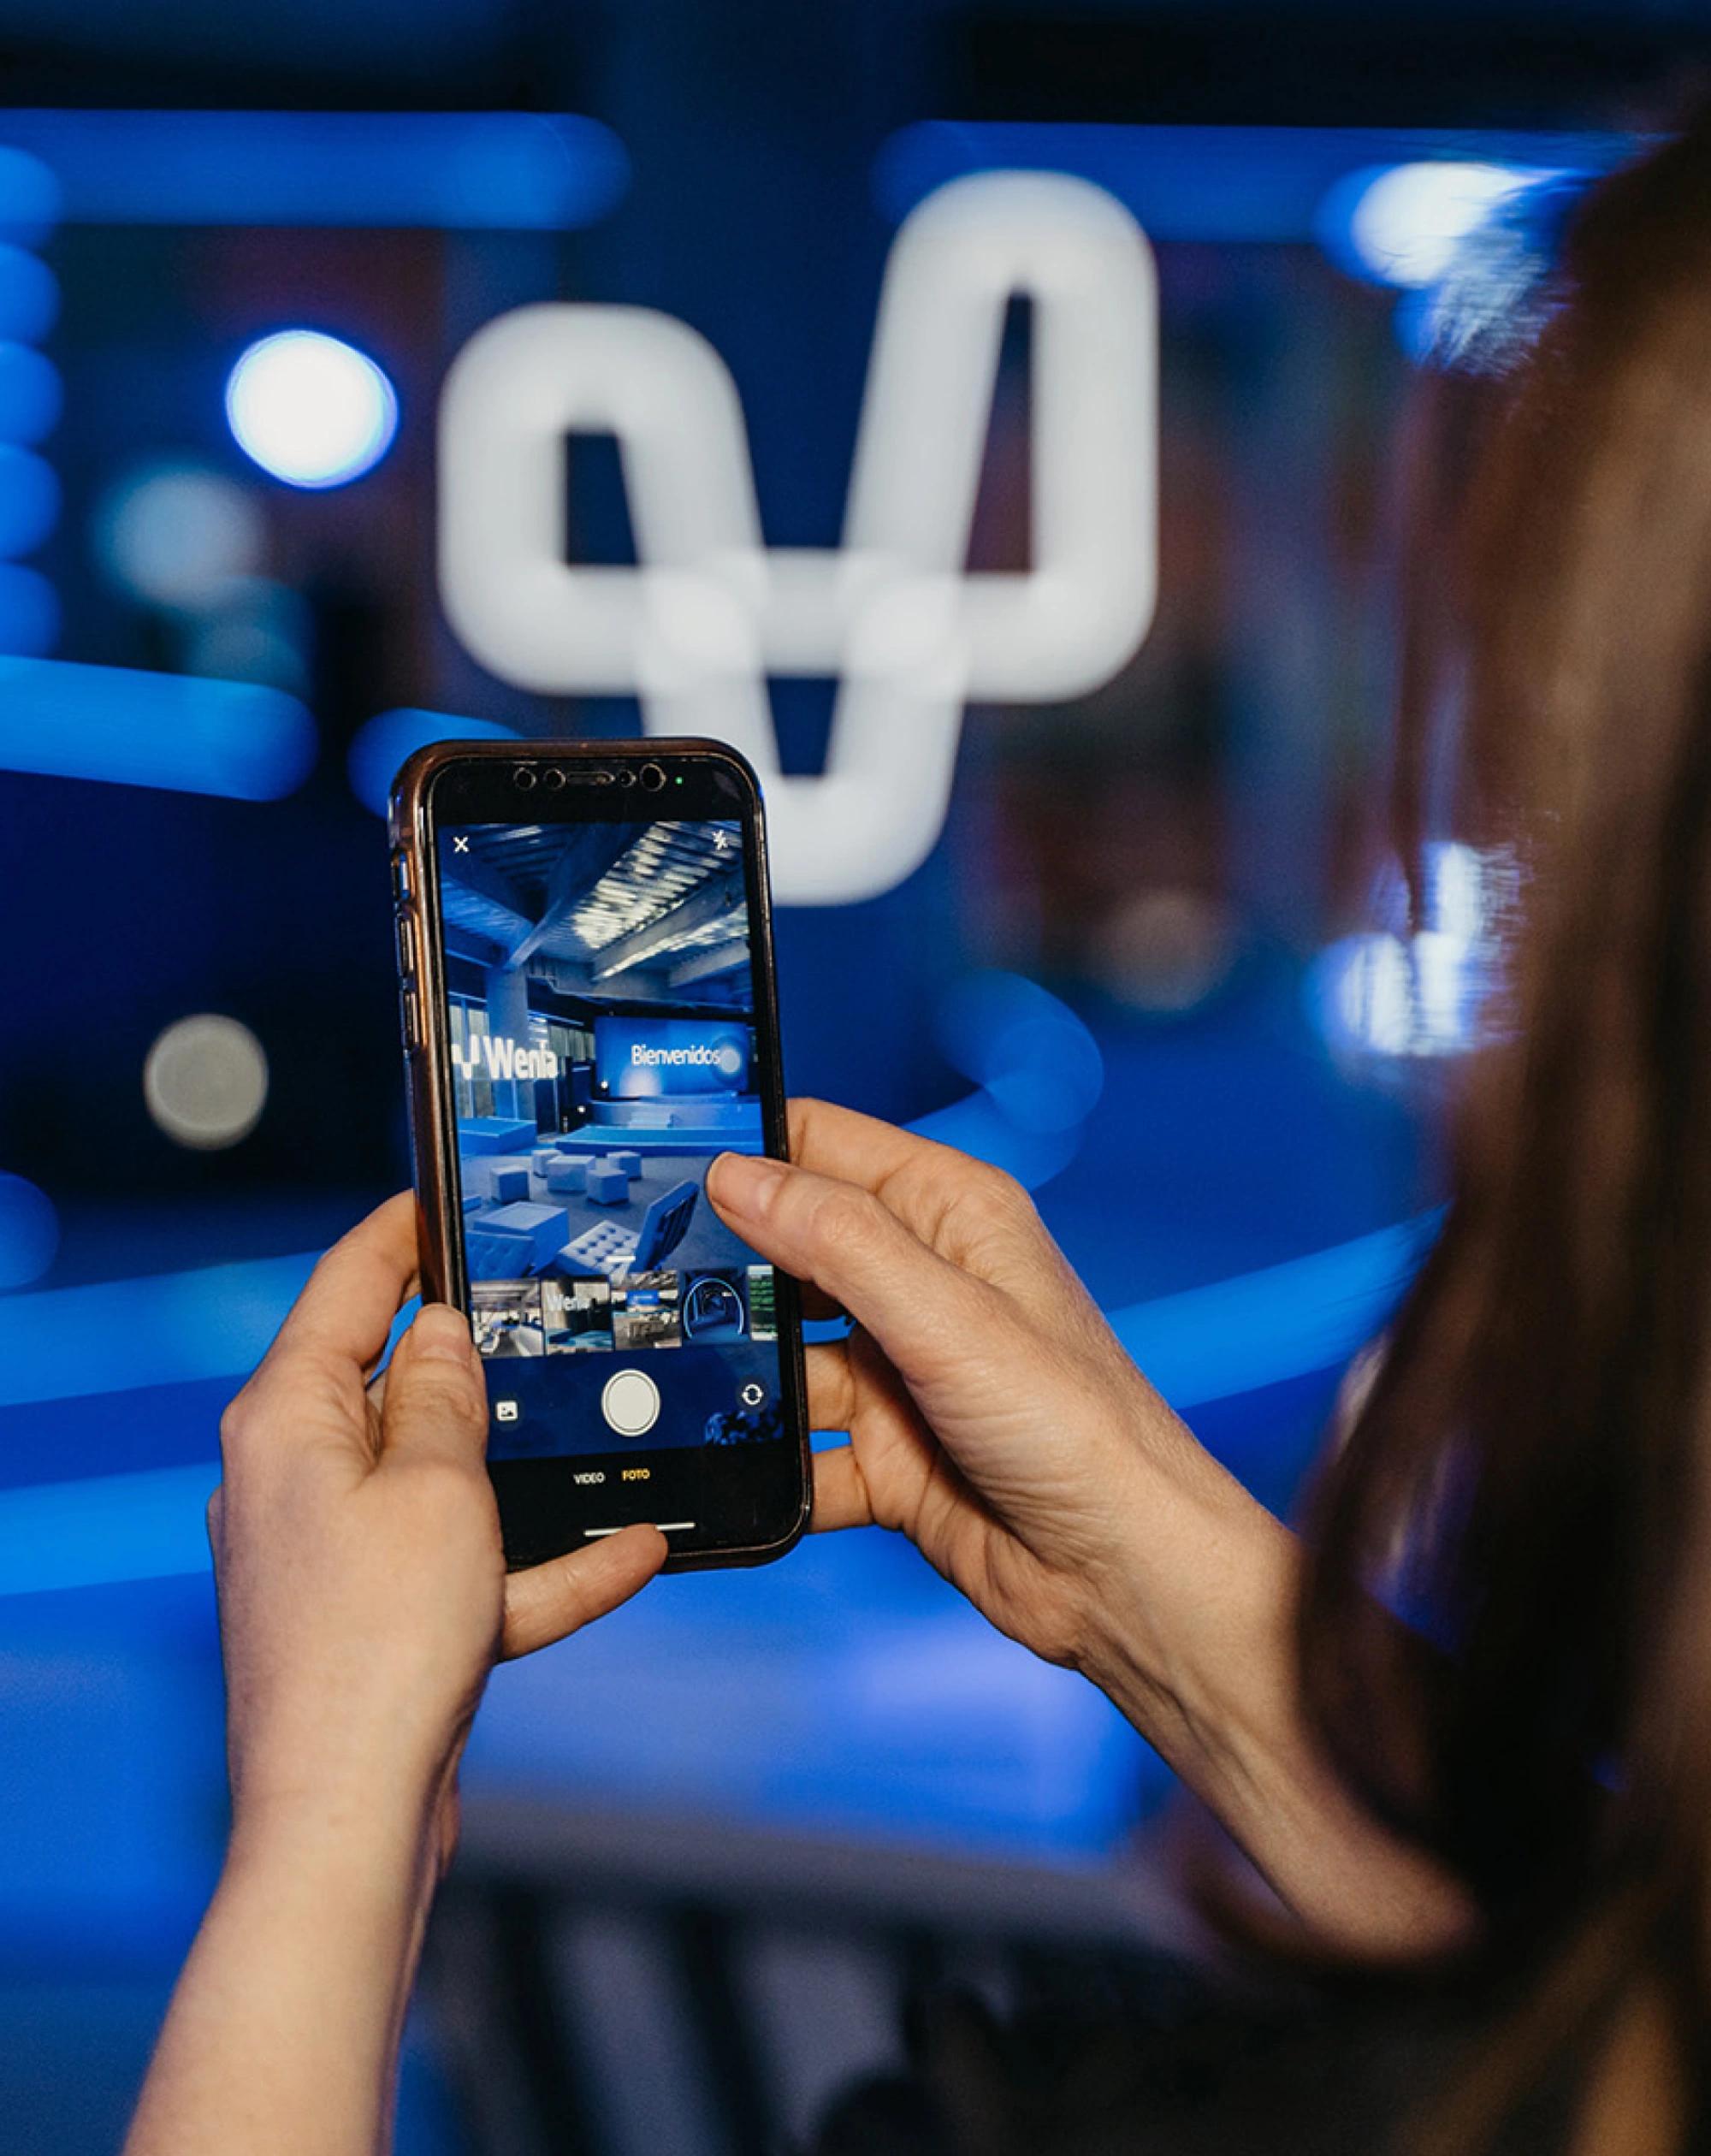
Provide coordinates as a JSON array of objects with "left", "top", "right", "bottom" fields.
[
  {"left": 1427, "top": 840, "right": 1487, "bottom": 945},
  {"left": 1339, "top": 162, "right": 1542, "bottom": 289},
  {"left": 225, "top": 330, "right": 398, "bottom": 489},
  {"left": 144, "top": 1015, "right": 269, "bottom": 1149},
  {"left": 1311, "top": 841, "right": 1518, "bottom": 1062},
  {"left": 96, "top": 461, "right": 265, "bottom": 610},
  {"left": 1312, "top": 931, "right": 1480, "bottom": 1059}
]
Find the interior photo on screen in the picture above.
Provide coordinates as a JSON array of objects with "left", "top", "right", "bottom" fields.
[{"left": 437, "top": 816, "right": 779, "bottom": 1411}]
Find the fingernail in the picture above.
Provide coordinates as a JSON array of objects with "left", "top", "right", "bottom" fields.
[
  {"left": 411, "top": 1304, "right": 474, "bottom": 1364},
  {"left": 709, "top": 1150, "right": 789, "bottom": 1217}
]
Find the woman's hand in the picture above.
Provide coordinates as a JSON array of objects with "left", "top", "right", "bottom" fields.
[
  {"left": 709, "top": 1103, "right": 1471, "bottom": 1956},
  {"left": 709, "top": 1099, "right": 1256, "bottom": 1679},
  {"left": 211, "top": 1192, "right": 666, "bottom": 1868},
  {"left": 126, "top": 1196, "right": 666, "bottom": 2156}
]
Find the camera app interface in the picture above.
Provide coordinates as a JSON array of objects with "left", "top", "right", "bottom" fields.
[{"left": 437, "top": 814, "right": 784, "bottom": 1463}]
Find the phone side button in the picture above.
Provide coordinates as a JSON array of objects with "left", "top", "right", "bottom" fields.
[
  {"left": 400, "top": 981, "right": 421, "bottom": 1049},
  {"left": 395, "top": 909, "right": 417, "bottom": 977}
]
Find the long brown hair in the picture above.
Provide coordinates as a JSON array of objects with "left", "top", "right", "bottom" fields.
[{"left": 1300, "top": 116, "right": 1711, "bottom": 2150}]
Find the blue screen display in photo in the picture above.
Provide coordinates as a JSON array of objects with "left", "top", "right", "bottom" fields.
[{"left": 436, "top": 815, "right": 784, "bottom": 1463}]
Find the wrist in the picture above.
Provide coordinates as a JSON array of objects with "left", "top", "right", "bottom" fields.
[
  {"left": 227, "top": 1751, "right": 456, "bottom": 1918},
  {"left": 1074, "top": 1444, "right": 1300, "bottom": 1773}
]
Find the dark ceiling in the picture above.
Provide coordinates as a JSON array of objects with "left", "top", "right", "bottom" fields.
[{"left": 0, "top": 0, "right": 1704, "bottom": 126}]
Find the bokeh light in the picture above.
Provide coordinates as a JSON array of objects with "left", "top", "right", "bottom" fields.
[
  {"left": 0, "top": 1170, "right": 57, "bottom": 1288},
  {"left": 0, "top": 563, "right": 60, "bottom": 654},
  {"left": 0, "top": 246, "right": 58, "bottom": 344},
  {"left": 934, "top": 970, "right": 1105, "bottom": 1134},
  {"left": 143, "top": 1015, "right": 269, "bottom": 1150},
  {"left": 0, "top": 341, "right": 61, "bottom": 445},
  {"left": 224, "top": 329, "right": 399, "bottom": 489},
  {"left": 1309, "top": 843, "right": 1511, "bottom": 1060},
  {"left": 0, "top": 657, "right": 317, "bottom": 797},
  {"left": 346, "top": 705, "right": 519, "bottom": 816},
  {"left": 94, "top": 460, "right": 265, "bottom": 610},
  {"left": 0, "top": 444, "right": 60, "bottom": 558},
  {"left": 1318, "top": 160, "right": 1551, "bottom": 288},
  {"left": 0, "top": 147, "right": 60, "bottom": 247}
]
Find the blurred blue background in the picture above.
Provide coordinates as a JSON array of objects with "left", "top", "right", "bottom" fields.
[{"left": 0, "top": 2, "right": 1691, "bottom": 2147}]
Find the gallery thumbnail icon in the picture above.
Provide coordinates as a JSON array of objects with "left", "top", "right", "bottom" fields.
[
  {"left": 471, "top": 1280, "right": 544, "bottom": 1358},
  {"left": 613, "top": 1270, "right": 682, "bottom": 1351},
  {"left": 542, "top": 1275, "right": 613, "bottom": 1352},
  {"left": 745, "top": 1265, "right": 778, "bottom": 1342},
  {"left": 682, "top": 1270, "right": 746, "bottom": 1342}
]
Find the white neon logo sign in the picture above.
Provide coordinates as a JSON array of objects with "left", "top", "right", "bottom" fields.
[{"left": 440, "top": 172, "right": 1157, "bottom": 905}]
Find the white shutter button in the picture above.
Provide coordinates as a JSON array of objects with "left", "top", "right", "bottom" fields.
[{"left": 601, "top": 1368, "right": 660, "bottom": 1438}]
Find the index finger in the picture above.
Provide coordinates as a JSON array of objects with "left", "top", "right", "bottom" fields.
[
  {"left": 785, "top": 1098, "right": 1033, "bottom": 1270},
  {"left": 262, "top": 1192, "right": 422, "bottom": 1378}
]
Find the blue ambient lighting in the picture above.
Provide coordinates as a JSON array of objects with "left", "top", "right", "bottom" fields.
[
  {"left": 0, "top": 1214, "right": 1436, "bottom": 1594},
  {"left": 0, "top": 659, "right": 317, "bottom": 798},
  {"left": 0, "top": 1465, "right": 221, "bottom": 1595},
  {"left": 0, "top": 445, "right": 59, "bottom": 559},
  {"left": 0, "top": 341, "right": 61, "bottom": 445},
  {"left": 226, "top": 331, "right": 399, "bottom": 490},
  {"left": 875, "top": 122, "right": 1618, "bottom": 245},
  {"left": 0, "top": 565, "right": 60, "bottom": 654},
  {"left": 0, "top": 1252, "right": 319, "bottom": 1411},
  {"left": 0, "top": 246, "right": 57, "bottom": 344},
  {"left": 0, "top": 1171, "right": 56, "bottom": 1288},
  {"left": 347, "top": 707, "right": 519, "bottom": 817},
  {"left": 0, "top": 964, "right": 1430, "bottom": 1595},
  {"left": 0, "top": 146, "right": 59, "bottom": 246},
  {"left": 1110, "top": 1211, "right": 1442, "bottom": 1412},
  {"left": 0, "top": 111, "right": 629, "bottom": 230},
  {"left": 934, "top": 970, "right": 1104, "bottom": 1136},
  {"left": 921, "top": 970, "right": 1106, "bottom": 1187}
]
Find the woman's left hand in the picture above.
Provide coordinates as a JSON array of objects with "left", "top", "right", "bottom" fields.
[{"left": 210, "top": 1193, "right": 667, "bottom": 1873}]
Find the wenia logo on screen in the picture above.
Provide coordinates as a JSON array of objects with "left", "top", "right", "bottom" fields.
[
  {"left": 598, "top": 1018, "right": 750, "bottom": 1096},
  {"left": 452, "top": 1034, "right": 559, "bottom": 1082}
]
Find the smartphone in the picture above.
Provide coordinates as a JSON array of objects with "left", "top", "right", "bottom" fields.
[{"left": 389, "top": 738, "right": 810, "bottom": 1571}]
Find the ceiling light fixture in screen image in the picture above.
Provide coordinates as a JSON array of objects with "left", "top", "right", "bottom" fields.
[{"left": 436, "top": 815, "right": 780, "bottom": 1460}]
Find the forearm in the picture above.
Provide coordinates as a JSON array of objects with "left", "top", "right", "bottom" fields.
[
  {"left": 1080, "top": 1466, "right": 1473, "bottom": 1958},
  {"left": 124, "top": 1796, "right": 441, "bottom": 2156}
]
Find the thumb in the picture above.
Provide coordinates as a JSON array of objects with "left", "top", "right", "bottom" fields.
[
  {"left": 502, "top": 1522, "right": 668, "bottom": 1659},
  {"left": 379, "top": 1302, "right": 488, "bottom": 1468}
]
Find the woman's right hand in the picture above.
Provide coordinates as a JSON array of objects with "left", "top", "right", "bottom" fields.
[
  {"left": 707, "top": 1099, "right": 1269, "bottom": 1681},
  {"left": 709, "top": 1100, "right": 1472, "bottom": 1957}
]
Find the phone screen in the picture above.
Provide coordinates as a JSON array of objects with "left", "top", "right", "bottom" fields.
[{"left": 421, "top": 764, "right": 805, "bottom": 1564}]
